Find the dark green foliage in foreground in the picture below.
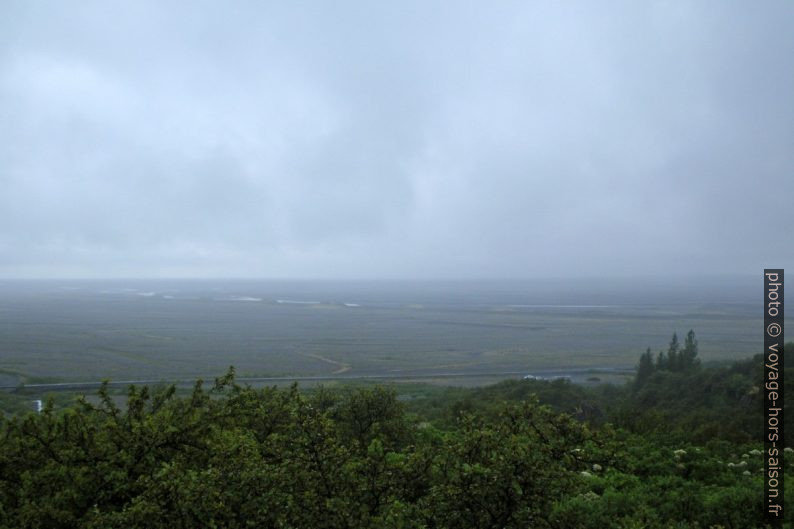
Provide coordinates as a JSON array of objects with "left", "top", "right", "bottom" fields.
[
  {"left": 0, "top": 371, "right": 597, "bottom": 529},
  {"left": 1, "top": 340, "right": 793, "bottom": 528},
  {"left": 412, "top": 336, "right": 792, "bottom": 447}
]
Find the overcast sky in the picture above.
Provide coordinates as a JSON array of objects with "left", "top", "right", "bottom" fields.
[{"left": 1, "top": 1, "right": 792, "bottom": 279}]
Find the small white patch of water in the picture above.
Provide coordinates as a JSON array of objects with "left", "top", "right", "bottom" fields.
[
  {"left": 214, "top": 296, "right": 262, "bottom": 302},
  {"left": 507, "top": 304, "right": 611, "bottom": 308}
]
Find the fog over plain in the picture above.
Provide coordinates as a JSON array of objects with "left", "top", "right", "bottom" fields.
[{"left": 1, "top": 1, "right": 792, "bottom": 279}]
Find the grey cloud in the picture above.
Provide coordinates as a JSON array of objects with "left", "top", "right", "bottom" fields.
[{"left": 0, "top": 1, "right": 792, "bottom": 278}]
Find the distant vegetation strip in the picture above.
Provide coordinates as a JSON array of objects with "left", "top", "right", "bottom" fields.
[{"left": 0, "top": 367, "right": 635, "bottom": 391}]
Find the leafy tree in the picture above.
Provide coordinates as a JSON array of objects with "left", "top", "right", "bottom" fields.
[
  {"left": 681, "top": 329, "right": 700, "bottom": 370},
  {"left": 667, "top": 332, "right": 680, "bottom": 371},
  {"left": 424, "top": 400, "right": 590, "bottom": 529},
  {"left": 634, "top": 348, "right": 656, "bottom": 389},
  {"left": 655, "top": 350, "right": 667, "bottom": 371}
]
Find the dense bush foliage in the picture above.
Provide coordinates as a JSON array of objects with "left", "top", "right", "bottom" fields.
[
  {"left": 1, "top": 373, "right": 597, "bottom": 528},
  {"left": 0, "top": 338, "right": 792, "bottom": 528}
]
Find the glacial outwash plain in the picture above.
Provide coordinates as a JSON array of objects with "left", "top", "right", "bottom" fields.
[{"left": 0, "top": 277, "right": 767, "bottom": 387}]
